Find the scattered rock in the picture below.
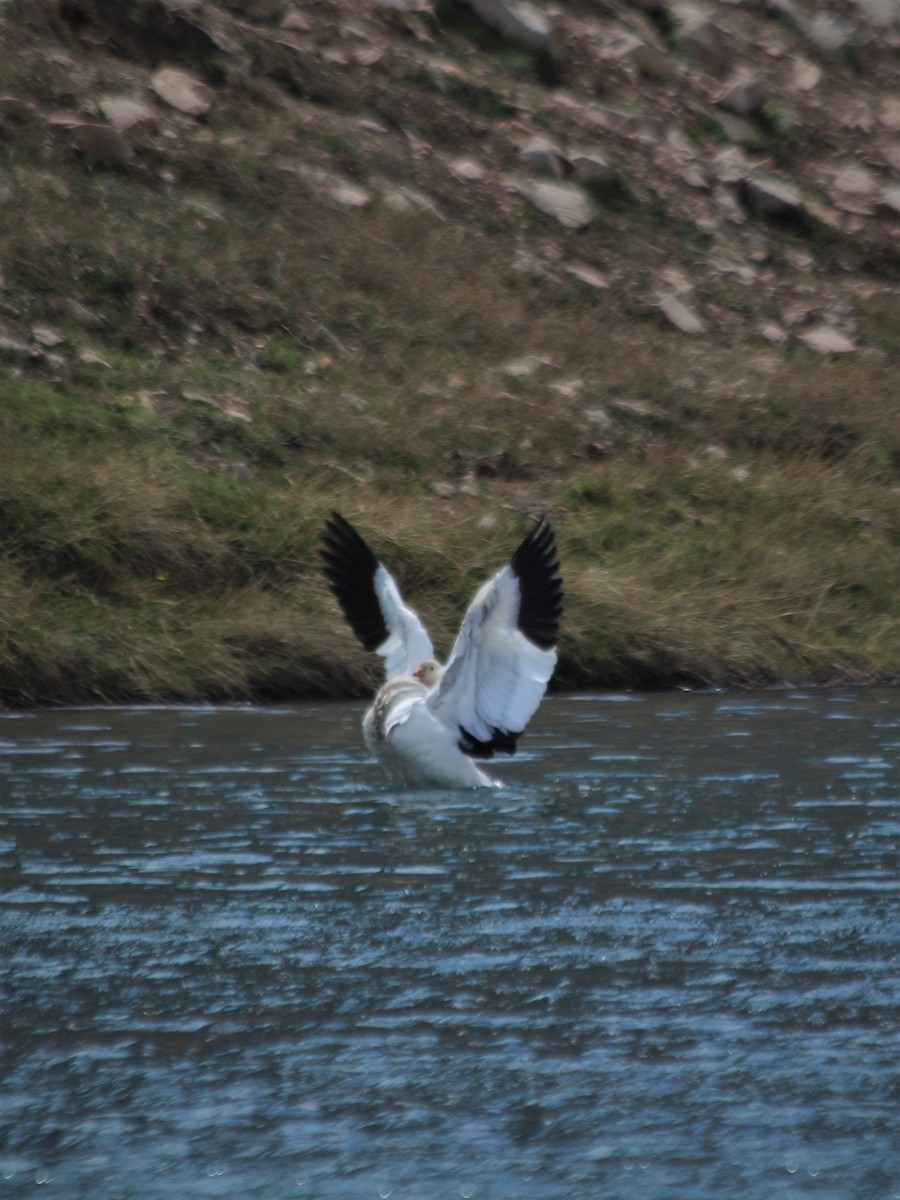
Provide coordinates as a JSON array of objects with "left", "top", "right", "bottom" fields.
[
  {"left": 470, "top": 0, "right": 551, "bottom": 52},
  {"left": 739, "top": 175, "right": 804, "bottom": 219},
  {"left": 182, "top": 389, "right": 251, "bottom": 420},
  {"left": 877, "top": 187, "right": 900, "bottom": 218},
  {"left": 449, "top": 156, "right": 486, "bottom": 181},
  {"left": 78, "top": 349, "right": 113, "bottom": 368},
  {"left": 760, "top": 322, "right": 788, "bottom": 343},
  {"left": 563, "top": 262, "right": 610, "bottom": 289},
  {"left": 31, "top": 325, "right": 63, "bottom": 347},
  {"left": 569, "top": 151, "right": 612, "bottom": 185},
  {"left": 832, "top": 163, "right": 876, "bottom": 195},
  {"left": 658, "top": 294, "right": 705, "bottom": 334},
  {"left": 605, "top": 34, "right": 678, "bottom": 81},
  {"left": 430, "top": 481, "right": 458, "bottom": 499},
  {"left": 672, "top": 5, "right": 729, "bottom": 72},
  {"left": 583, "top": 406, "right": 612, "bottom": 428},
  {"left": 802, "top": 13, "right": 859, "bottom": 52},
  {"left": 520, "top": 137, "right": 566, "bottom": 179},
  {"left": 151, "top": 67, "right": 212, "bottom": 116},
  {"left": 0, "top": 96, "right": 34, "bottom": 121},
  {"left": 382, "top": 184, "right": 443, "bottom": 218},
  {"left": 514, "top": 179, "right": 595, "bottom": 229},
  {"left": 500, "top": 354, "right": 557, "bottom": 377},
  {"left": 717, "top": 74, "right": 767, "bottom": 117},
  {"left": 792, "top": 58, "right": 822, "bottom": 91},
  {"left": 0, "top": 334, "right": 36, "bottom": 363},
  {"left": 853, "top": 0, "right": 900, "bottom": 25},
  {"left": 280, "top": 8, "right": 311, "bottom": 32},
  {"left": 99, "top": 96, "right": 159, "bottom": 135},
  {"left": 798, "top": 325, "right": 856, "bottom": 354}
]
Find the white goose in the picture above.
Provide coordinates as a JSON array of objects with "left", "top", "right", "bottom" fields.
[{"left": 321, "top": 512, "right": 563, "bottom": 788}]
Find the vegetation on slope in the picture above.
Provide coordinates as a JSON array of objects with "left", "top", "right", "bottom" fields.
[{"left": 0, "top": 1, "right": 898, "bottom": 705}]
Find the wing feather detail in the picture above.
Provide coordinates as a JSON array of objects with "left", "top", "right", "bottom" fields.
[
  {"left": 321, "top": 512, "right": 434, "bottom": 680},
  {"left": 426, "top": 519, "right": 562, "bottom": 756}
]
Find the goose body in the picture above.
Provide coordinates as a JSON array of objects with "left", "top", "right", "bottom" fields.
[{"left": 321, "top": 513, "right": 563, "bottom": 788}]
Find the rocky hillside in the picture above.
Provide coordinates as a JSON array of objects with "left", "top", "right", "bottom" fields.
[
  {"left": 5, "top": 0, "right": 900, "bottom": 349},
  {"left": 0, "top": 0, "right": 898, "bottom": 704}
]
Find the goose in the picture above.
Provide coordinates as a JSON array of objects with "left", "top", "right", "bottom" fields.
[{"left": 321, "top": 512, "right": 563, "bottom": 788}]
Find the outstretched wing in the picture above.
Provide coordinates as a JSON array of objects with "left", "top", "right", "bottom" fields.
[
  {"left": 426, "top": 519, "right": 563, "bottom": 758},
  {"left": 321, "top": 512, "right": 434, "bottom": 680}
]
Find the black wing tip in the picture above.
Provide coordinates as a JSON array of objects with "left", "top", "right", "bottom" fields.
[
  {"left": 320, "top": 512, "right": 388, "bottom": 654},
  {"left": 510, "top": 516, "right": 563, "bottom": 652},
  {"left": 459, "top": 724, "right": 520, "bottom": 760}
]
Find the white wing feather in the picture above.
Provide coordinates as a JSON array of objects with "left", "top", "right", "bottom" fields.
[
  {"left": 372, "top": 565, "right": 435, "bottom": 681},
  {"left": 426, "top": 565, "right": 556, "bottom": 742}
]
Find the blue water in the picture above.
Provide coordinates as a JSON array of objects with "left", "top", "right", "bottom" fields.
[{"left": 1, "top": 691, "right": 898, "bottom": 1199}]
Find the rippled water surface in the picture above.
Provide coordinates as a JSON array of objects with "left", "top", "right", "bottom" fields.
[{"left": 1, "top": 691, "right": 898, "bottom": 1200}]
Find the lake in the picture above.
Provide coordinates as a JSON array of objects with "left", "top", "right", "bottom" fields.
[{"left": 1, "top": 690, "right": 898, "bottom": 1199}]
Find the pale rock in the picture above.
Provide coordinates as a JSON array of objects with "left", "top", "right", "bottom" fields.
[
  {"left": 470, "top": 0, "right": 551, "bottom": 51},
  {"left": 877, "top": 187, "right": 900, "bottom": 217},
  {"left": 583, "top": 407, "right": 612, "bottom": 428},
  {"left": 786, "top": 249, "right": 815, "bottom": 270},
  {"left": 280, "top": 8, "right": 311, "bottom": 30},
  {"left": 798, "top": 325, "right": 856, "bottom": 354},
  {"left": 802, "top": 13, "right": 858, "bottom": 52},
  {"left": 658, "top": 294, "right": 705, "bottom": 334},
  {"left": 375, "top": 0, "right": 434, "bottom": 10},
  {"left": 880, "top": 97, "right": 900, "bottom": 132},
  {"left": 586, "top": 105, "right": 634, "bottom": 132},
  {"left": 666, "top": 127, "right": 695, "bottom": 156},
  {"left": 152, "top": 67, "right": 212, "bottom": 116},
  {"left": 853, "top": 0, "right": 900, "bottom": 24},
  {"left": 330, "top": 180, "right": 371, "bottom": 207},
  {"left": 514, "top": 179, "right": 595, "bottom": 229},
  {"left": 803, "top": 196, "right": 843, "bottom": 229},
  {"left": 520, "top": 136, "right": 566, "bottom": 179},
  {"left": 548, "top": 378, "right": 584, "bottom": 398},
  {"left": 0, "top": 334, "right": 35, "bottom": 362},
  {"left": 99, "top": 96, "right": 159, "bottom": 134},
  {"left": 431, "top": 481, "right": 458, "bottom": 499},
  {"left": 31, "top": 325, "right": 63, "bottom": 347},
  {"left": 45, "top": 112, "right": 83, "bottom": 139},
  {"left": 611, "top": 398, "right": 654, "bottom": 417},
  {"left": 833, "top": 163, "right": 876, "bottom": 194},
  {"left": 569, "top": 151, "right": 612, "bottom": 185},
  {"left": 792, "top": 58, "right": 822, "bottom": 90},
  {"left": 739, "top": 175, "right": 803, "bottom": 218},
  {"left": 78, "top": 349, "right": 113, "bottom": 368},
  {"left": 674, "top": 5, "right": 729, "bottom": 71},
  {"left": 717, "top": 74, "right": 767, "bottom": 117},
  {"left": 682, "top": 166, "right": 710, "bottom": 189},
  {"left": 632, "top": 115, "right": 668, "bottom": 141},
  {"left": 605, "top": 34, "right": 677, "bottom": 80},
  {"left": 182, "top": 389, "right": 251, "bottom": 420},
  {"left": 712, "top": 146, "right": 751, "bottom": 184},
  {"left": 716, "top": 111, "right": 755, "bottom": 142},
  {"left": 382, "top": 185, "right": 443, "bottom": 218},
  {"left": 563, "top": 261, "right": 610, "bottom": 289},
  {"left": 449, "top": 156, "right": 486, "bottom": 181},
  {"left": 500, "top": 354, "right": 557, "bottom": 377},
  {"left": 72, "top": 123, "right": 132, "bottom": 168},
  {"left": 760, "top": 322, "right": 788, "bottom": 343},
  {"left": 0, "top": 96, "right": 34, "bottom": 120}
]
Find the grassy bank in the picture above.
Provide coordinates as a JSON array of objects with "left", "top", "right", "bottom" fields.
[{"left": 0, "top": 8, "right": 898, "bottom": 706}]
